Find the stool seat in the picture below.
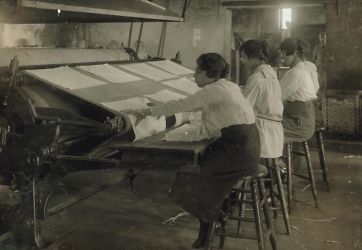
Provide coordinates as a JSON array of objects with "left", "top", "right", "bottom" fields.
[
  {"left": 241, "top": 165, "right": 268, "bottom": 180},
  {"left": 315, "top": 126, "right": 325, "bottom": 132},
  {"left": 287, "top": 136, "right": 313, "bottom": 143},
  {"left": 207, "top": 165, "right": 277, "bottom": 250}
]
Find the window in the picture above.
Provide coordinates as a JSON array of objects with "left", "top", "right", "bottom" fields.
[{"left": 280, "top": 8, "right": 292, "bottom": 30}]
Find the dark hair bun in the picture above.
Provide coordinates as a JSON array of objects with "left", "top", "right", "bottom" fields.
[
  {"left": 280, "top": 38, "right": 309, "bottom": 59},
  {"left": 240, "top": 39, "right": 270, "bottom": 62},
  {"left": 296, "top": 39, "right": 309, "bottom": 55},
  {"left": 260, "top": 40, "right": 270, "bottom": 59},
  {"left": 221, "top": 62, "right": 230, "bottom": 78},
  {"left": 197, "top": 53, "right": 229, "bottom": 79}
]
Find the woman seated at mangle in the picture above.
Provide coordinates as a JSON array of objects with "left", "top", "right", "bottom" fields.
[{"left": 125, "top": 53, "right": 261, "bottom": 249}]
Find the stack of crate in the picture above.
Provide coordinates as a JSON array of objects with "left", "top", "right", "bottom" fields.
[{"left": 323, "top": 90, "right": 361, "bottom": 135}]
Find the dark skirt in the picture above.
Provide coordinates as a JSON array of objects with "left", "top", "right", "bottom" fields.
[
  {"left": 168, "top": 124, "right": 260, "bottom": 221},
  {"left": 282, "top": 101, "right": 315, "bottom": 142}
]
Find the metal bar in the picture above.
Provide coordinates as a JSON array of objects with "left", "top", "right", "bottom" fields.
[
  {"left": 160, "top": 22, "right": 168, "bottom": 58},
  {"left": 46, "top": 174, "right": 127, "bottom": 217},
  {"left": 52, "top": 156, "right": 122, "bottom": 173},
  {"left": 128, "top": 22, "right": 133, "bottom": 47},
  {"left": 222, "top": 0, "right": 331, "bottom": 8},
  {"left": 157, "top": 0, "right": 170, "bottom": 57},
  {"left": 19, "top": 0, "right": 184, "bottom": 22},
  {"left": 235, "top": 49, "right": 240, "bottom": 84},
  {"left": 157, "top": 22, "right": 166, "bottom": 57},
  {"left": 17, "top": 57, "right": 160, "bottom": 70},
  {"left": 135, "top": 22, "right": 144, "bottom": 55},
  {"left": 33, "top": 178, "right": 44, "bottom": 248},
  {"left": 35, "top": 116, "right": 103, "bottom": 128}
]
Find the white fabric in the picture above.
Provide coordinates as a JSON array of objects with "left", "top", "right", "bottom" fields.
[
  {"left": 161, "top": 77, "right": 201, "bottom": 95},
  {"left": 301, "top": 61, "right": 319, "bottom": 93},
  {"left": 101, "top": 97, "right": 150, "bottom": 111},
  {"left": 150, "top": 79, "right": 255, "bottom": 139},
  {"left": 103, "top": 97, "right": 193, "bottom": 142},
  {"left": 126, "top": 111, "right": 193, "bottom": 142},
  {"left": 173, "top": 112, "right": 193, "bottom": 127},
  {"left": 144, "top": 89, "right": 186, "bottom": 103},
  {"left": 128, "top": 115, "right": 166, "bottom": 141},
  {"left": 280, "top": 61, "right": 318, "bottom": 101},
  {"left": 77, "top": 64, "right": 141, "bottom": 83},
  {"left": 26, "top": 66, "right": 108, "bottom": 90},
  {"left": 242, "top": 64, "right": 284, "bottom": 158},
  {"left": 119, "top": 63, "right": 175, "bottom": 81},
  {"left": 148, "top": 60, "right": 194, "bottom": 75}
]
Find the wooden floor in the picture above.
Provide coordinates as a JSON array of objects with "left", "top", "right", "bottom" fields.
[{"left": 1, "top": 140, "right": 361, "bottom": 250}]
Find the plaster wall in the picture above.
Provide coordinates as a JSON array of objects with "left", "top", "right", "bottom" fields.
[
  {"left": 0, "top": 24, "right": 58, "bottom": 47},
  {"left": 84, "top": 0, "right": 231, "bottom": 69},
  {"left": 0, "top": 1, "right": 232, "bottom": 71}
]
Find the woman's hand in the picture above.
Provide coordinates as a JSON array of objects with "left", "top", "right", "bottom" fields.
[{"left": 122, "top": 109, "right": 151, "bottom": 125}]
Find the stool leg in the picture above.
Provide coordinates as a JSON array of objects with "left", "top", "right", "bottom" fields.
[
  {"left": 251, "top": 179, "right": 265, "bottom": 250},
  {"left": 302, "top": 142, "right": 318, "bottom": 208},
  {"left": 240, "top": 181, "right": 248, "bottom": 218},
  {"left": 286, "top": 142, "right": 293, "bottom": 214},
  {"left": 219, "top": 220, "right": 227, "bottom": 249},
  {"left": 237, "top": 190, "right": 243, "bottom": 234},
  {"left": 316, "top": 131, "right": 330, "bottom": 192},
  {"left": 272, "top": 158, "right": 291, "bottom": 235},
  {"left": 236, "top": 181, "right": 248, "bottom": 235},
  {"left": 258, "top": 178, "right": 277, "bottom": 250},
  {"left": 266, "top": 159, "right": 278, "bottom": 219}
]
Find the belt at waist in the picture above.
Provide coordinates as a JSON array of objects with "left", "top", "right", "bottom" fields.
[
  {"left": 285, "top": 100, "right": 314, "bottom": 104},
  {"left": 257, "top": 115, "right": 282, "bottom": 123}
]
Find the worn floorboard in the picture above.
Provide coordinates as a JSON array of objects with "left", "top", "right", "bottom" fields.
[{"left": 1, "top": 141, "right": 361, "bottom": 250}]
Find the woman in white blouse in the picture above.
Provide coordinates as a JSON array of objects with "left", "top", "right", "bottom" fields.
[
  {"left": 279, "top": 38, "right": 319, "bottom": 142},
  {"left": 240, "top": 39, "right": 284, "bottom": 159},
  {"left": 128, "top": 53, "right": 260, "bottom": 249}
]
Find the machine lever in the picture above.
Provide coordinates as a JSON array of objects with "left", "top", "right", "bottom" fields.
[{"left": 0, "top": 120, "right": 9, "bottom": 152}]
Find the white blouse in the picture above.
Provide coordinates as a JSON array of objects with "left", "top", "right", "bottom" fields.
[
  {"left": 302, "top": 61, "right": 319, "bottom": 93},
  {"left": 150, "top": 79, "right": 255, "bottom": 138},
  {"left": 242, "top": 64, "right": 284, "bottom": 158},
  {"left": 280, "top": 61, "right": 319, "bottom": 102}
]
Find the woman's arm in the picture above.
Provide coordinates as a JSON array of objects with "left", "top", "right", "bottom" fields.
[
  {"left": 280, "top": 69, "right": 301, "bottom": 101},
  {"left": 150, "top": 84, "right": 221, "bottom": 117},
  {"left": 243, "top": 78, "right": 263, "bottom": 107}
]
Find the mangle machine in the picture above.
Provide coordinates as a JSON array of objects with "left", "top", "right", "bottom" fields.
[{"left": 0, "top": 0, "right": 211, "bottom": 248}]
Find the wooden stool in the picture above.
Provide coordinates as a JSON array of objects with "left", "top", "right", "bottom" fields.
[
  {"left": 309, "top": 127, "right": 330, "bottom": 192},
  {"left": 265, "top": 158, "right": 290, "bottom": 234},
  {"left": 206, "top": 165, "right": 277, "bottom": 250},
  {"left": 285, "top": 141, "right": 318, "bottom": 214}
]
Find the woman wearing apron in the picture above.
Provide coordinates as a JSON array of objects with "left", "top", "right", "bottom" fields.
[
  {"left": 128, "top": 53, "right": 260, "bottom": 249},
  {"left": 279, "top": 38, "right": 319, "bottom": 143},
  {"left": 240, "top": 39, "right": 284, "bottom": 159}
]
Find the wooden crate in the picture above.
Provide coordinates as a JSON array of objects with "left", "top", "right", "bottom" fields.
[{"left": 324, "top": 90, "right": 361, "bottom": 135}]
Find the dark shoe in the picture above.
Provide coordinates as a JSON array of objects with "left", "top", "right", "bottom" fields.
[
  {"left": 221, "top": 197, "right": 234, "bottom": 216},
  {"left": 218, "top": 210, "right": 228, "bottom": 224},
  {"left": 192, "top": 238, "right": 206, "bottom": 249},
  {"left": 279, "top": 166, "right": 287, "bottom": 181},
  {"left": 192, "top": 219, "right": 209, "bottom": 249}
]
